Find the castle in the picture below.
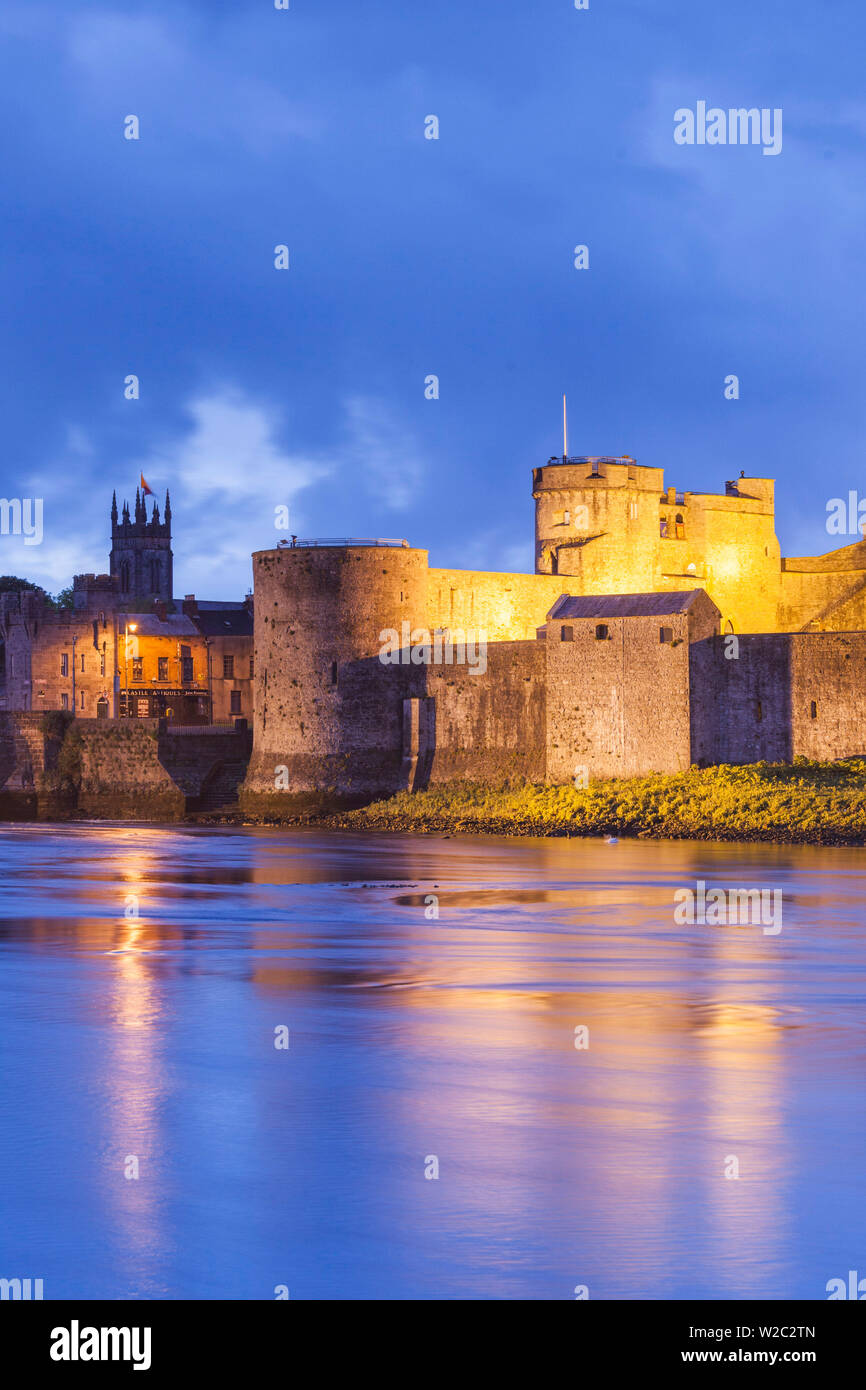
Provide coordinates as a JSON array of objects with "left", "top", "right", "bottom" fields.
[
  {"left": 239, "top": 456, "right": 866, "bottom": 814},
  {"left": 2, "top": 456, "right": 866, "bottom": 819}
]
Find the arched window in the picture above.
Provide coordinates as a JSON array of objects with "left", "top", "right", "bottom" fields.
[
  {"left": 675, "top": 513, "right": 685, "bottom": 540},
  {"left": 659, "top": 515, "right": 668, "bottom": 538},
  {"left": 120, "top": 560, "right": 130, "bottom": 592}
]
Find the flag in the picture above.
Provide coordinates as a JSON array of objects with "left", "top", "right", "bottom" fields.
[{"left": 140, "top": 473, "right": 154, "bottom": 497}]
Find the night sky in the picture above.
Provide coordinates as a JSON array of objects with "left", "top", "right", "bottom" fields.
[{"left": 1, "top": 0, "right": 863, "bottom": 597}]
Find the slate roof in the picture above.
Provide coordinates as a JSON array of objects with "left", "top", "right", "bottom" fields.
[
  {"left": 188, "top": 607, "right": 253, "bottom": 637},
  {"left": 547, "top": 590, "right": 709, "bottom": 621}
]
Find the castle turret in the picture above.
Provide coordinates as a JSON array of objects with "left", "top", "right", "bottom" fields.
[
  {"left": 240, "top": 541, "right": 429, "bottom": 814},
  {"left": 533, "top": 453, "right": 780, "bottom": 633},
  {"left": 533, "top": 455, "right": 663, "bottom": 590}
]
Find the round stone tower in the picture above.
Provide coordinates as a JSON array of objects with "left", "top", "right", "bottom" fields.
[
  {"left": 533, "top": 455, "right": 663, "bottom": 590},
  {"left": 240, "top": 542, "right": 430, "bottom": 814}
]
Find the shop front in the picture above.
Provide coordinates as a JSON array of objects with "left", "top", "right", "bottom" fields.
[{"left": 119, "top": 687, "right": 210, "bottom": 722}]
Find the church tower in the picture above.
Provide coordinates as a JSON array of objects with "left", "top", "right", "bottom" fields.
[{"left": 109, "top": 488, "right": 174, "bottom": 605}]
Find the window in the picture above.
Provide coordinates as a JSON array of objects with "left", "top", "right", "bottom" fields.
[
  {"left": 223, "top": 655, "right": 234, "bottom": 679},
  {"left": 182, "top": 657, "right": 194, "bottom": 683},
  {"left": 591, "top": 460, "right": 600, "bottom": 477},
  {"left": 595, "top": 623, "right": 610, "bottom": 641},
  {"left": 249, "top": 657, "right": 254, "bottom": 679},
  {"left": 230, "top": 690, "right": 242, "bottom": 714},
  {"left": 80, "top": 653, "right": 85, "bottom": 673},
  {"left": 563, "top": 509, "right": 571, "bottom": 525},
  {"left": 560, "top": 625, "right": 574, "bottom": 642},
  {"left": 80, "top": 691, "right": 85, "bottom": 709},
  {"left": 158, "top": 657, "right": 169, "bottom": 681},
  {"left": 120, "top": 561, "right": 130, "bottom": 592},
  {"left": 100, "top": 647, "right": 106, "bottom": 677},
  {"left": 659, "top": 516, "right": 668, "bottom": 538},
  {"left": 331, "top": 661, "right": 338, "bottom": 685},
  {"left": 628, "top": 501, "right": 638, "bottom": 520},
  {"left": 756, "top": 701, "right": 763, "bottom": 722},
  {"left": 553, "top": 509, "right": 565, "bottom": 525},
  {"left": 659, "top": 626, "right": 673, "bottom": 643},
  {"left": 61, "top": 693, "right": 68, "bottom": 710},
  {"left": 61, "top": 653, "right": 69, "bottom": 676},
  {"left": 810, "top": 701, "right": 818, "bottom": 720},
  {"left": 675, "top": 512, "right": 685, "bottom": 540},
  {"left": 132, "top": 658, "right": 143, "bottom": 681}
]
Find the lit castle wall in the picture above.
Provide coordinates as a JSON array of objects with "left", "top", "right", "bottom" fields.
[
  {"left": 533, "top": 455, "right": 866, "bottom": 635},
  {"left": 239, "top": 455, "right": 866, "bottom": 813}
]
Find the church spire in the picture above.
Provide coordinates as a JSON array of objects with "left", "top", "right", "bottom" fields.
[{"left": 111, "top": 490, "right": 118, "bottom": 525}]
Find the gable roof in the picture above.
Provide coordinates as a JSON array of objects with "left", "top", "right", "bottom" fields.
[{"left": 547, "top": 590, "right": 713, "bottom": 621}]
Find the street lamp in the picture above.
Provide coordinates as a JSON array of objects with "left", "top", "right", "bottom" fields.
[{"left": 123, "top": 621, "right": 138, "bottom": 717}]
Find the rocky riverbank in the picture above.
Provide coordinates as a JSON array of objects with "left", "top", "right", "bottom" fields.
[{"left": 315, "top": 759, "right": 866, "bottom": 845}]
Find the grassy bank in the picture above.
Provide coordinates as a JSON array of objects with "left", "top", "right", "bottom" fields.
[{"left": 325, "top": 759, "right": 866, "bottom": 844}]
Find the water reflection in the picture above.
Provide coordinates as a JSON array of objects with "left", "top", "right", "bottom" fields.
[{"left": 0, "top": 824, "right": 864, "bottom": 1298}]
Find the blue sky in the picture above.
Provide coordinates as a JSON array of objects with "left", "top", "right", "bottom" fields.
[{"left": 2, "top": 0, "right": 865, "bottom": 598}]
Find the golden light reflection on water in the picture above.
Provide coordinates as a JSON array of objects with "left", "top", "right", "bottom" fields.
[
  {"left": 5, "top": 824, "right": 864, "bottom": 1295},
  {"left": 99, "top": 849, "right": 167, "bottom": 1275}
]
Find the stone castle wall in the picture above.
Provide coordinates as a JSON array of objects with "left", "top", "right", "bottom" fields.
[
  {"left": 690, "top": 632, "right": 866, "bottom": 766},
  {"left": 533, "top": 460, "right": 866, "bottom": 635},
  {"left": 0, "top": 712, "right": 250, "bottom": 820},
  {"left": 424, "top": 640, "right": 547, "bottom": 785}
]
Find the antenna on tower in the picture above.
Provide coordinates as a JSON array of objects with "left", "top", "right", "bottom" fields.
[{"left": 562, "top": 394, "right": 568, "bottom": 460}]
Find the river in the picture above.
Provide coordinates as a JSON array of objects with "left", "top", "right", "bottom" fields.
[{"left": 0, "top": 824, "right": 864, "bottom": 1300}]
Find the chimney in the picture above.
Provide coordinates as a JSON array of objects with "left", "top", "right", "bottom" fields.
[{"left": 182, "top": 594, "right": 198, "bottom": 617}]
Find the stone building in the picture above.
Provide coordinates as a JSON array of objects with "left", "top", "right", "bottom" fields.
[
  {"left": 240, "top": 455, "right": 866, "bottom": 813},
  {"left": 0, "top": 491, "right": 253, "bottom": 723},
  {"left": 533, "top": 454, "right": 866, "bottom": 635},
  {"left": 181, "top": 597, "right": 254, "bottom": 723},
  {"left": 5, "top": 455, "right": 866, "bottom": 814}
]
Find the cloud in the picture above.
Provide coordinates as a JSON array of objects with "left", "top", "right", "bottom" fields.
[{"left": 125, "top": 387, "right": 425, "bottom": 594}]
